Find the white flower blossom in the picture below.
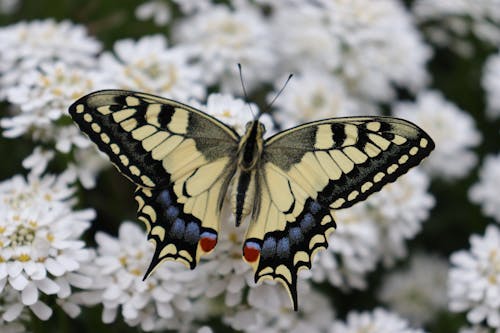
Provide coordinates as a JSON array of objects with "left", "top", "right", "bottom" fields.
[
  {"left": 270, "top": 69, "right": 373, "bottom": 129},
  {"left": 189, "top": 93, "right": 274, "bottom": 137},
  {"left": 312, "top": 204, "right": 379, "bottom": 290},
  {"left": 413, "top": 0, "right": 500, "bottom": 55},
  {"left": 0, "top": 171, "right": 95, "bottom": 321},
  {"left": 99, "top": 34, "right": 205, "bottom": 103},
  {"left": 135, "top": 1, "right": 171, "bottom": 26},
  {"left": 0, "top": 19, "right": 101, "bottom": 92},
  {"left": 393, "top": 90, "right": 481, "bottom": 180},
  {"left": 1, "top": 61, "right": 110, "bottom": 151},
  {"left": 469, "top": 153, "right": 500, "bottom": 223},
  {"left": 223, "top": 283, "right": 334, "bottom": 333},
  {"left": 173, "top": 3, "right": 276, "bottom": 93},
  {"left": 378, "top": 253, "right": 448, "bottom": 325},
  {"left": 483, "top": 51, "right": 500, "bottom": 119},
  {"left": 449, "top": 225, "right": 500, "bottom": 329},
  {"left": 313, "top": 170, "right": 433, "bottom": 289},
  {"left": 171, "top": 0, "right": 211, "bottom": 14},
  {"left": 76, "top": 222, "right": 202, "bottom": 332},
  {"left": 330, "top": 308, "right": 427, "bottom": 333},
  {"left": 271, "top": 0, "right": 431, "bottom": 102},
  {"left": 365, "top": 169, "right": 435, "bottom": 265}
]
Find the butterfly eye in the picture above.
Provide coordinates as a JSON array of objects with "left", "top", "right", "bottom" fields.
[{"left": 259, "top": 123, "right": 266, "bottom": 134}]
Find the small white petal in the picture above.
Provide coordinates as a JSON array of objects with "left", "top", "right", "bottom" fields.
[
  {"left": 35, "top": 278, "right": 60, "bottom": 295},
  {"left": 30, "top": 301, "right": 53, "bottom": 320},
  {"left": 9, "top": 274, "right": 28, "bottom": 291},
  {"left": 44, "top": 258, "right": 65, "bottom": 276},
  {"left": 22, "top": 282, "right": 39, "bottom": 305},
  {"left": 2, "top": 303, "right": 24, "bottom": 322}
]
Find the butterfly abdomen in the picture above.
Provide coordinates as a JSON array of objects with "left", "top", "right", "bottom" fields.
[{"left": 231, "top": 169, "right": 257, "bottom": 227}]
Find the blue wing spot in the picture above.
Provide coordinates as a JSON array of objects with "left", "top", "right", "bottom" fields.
[
  {"left": 159, "top": 190, "right": 171, "bottom": 206},
  {"left": 184, "top": 222, "right": 200, "bottom": 245},
  {"left": 309, "top": 201, "right": 321, "bottom": 214},
  {"left": 300, "top": 213, "right": 315, "bottom": 232},
  {"left": 169, "top": 218, "right": 185, "bottom": 239},
  {"left": 261, "top": 237, "right": 277, "bottom": 259},
  {"left": 277, "top": 238, "right": 290, "bottom": 259},
  {"left": 289, "top": 227, "right": 303, "bottom": 245},
  {"left": 166, "top": 206, "right": 179, "bottom": 220}
]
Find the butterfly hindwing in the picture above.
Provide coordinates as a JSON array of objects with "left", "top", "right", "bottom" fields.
[
  {"left": 69, "top": 90, "right": 239, "bottom": 272},
  {"left": 243, "top": 117, "right": 434, "bottom": 309}
]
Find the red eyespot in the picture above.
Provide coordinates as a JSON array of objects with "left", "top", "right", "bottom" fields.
[
  {"left": 200, "top": 236, "right": 217, "bottom": 252},
  {"left": 243, "top": 242, "right": 261, "bottom": 262}
]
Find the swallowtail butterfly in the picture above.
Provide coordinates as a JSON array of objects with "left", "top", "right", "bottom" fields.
[{"left": 69, "top": 90, "right": 434, "bottom": 310}]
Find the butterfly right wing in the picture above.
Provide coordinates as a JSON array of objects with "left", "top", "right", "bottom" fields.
[{"left": 69, "top": 90, "right": 239, "bottom": 274}]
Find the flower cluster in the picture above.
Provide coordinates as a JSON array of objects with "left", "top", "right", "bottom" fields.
[
  {"left": 0, "top": 171, "right": 95, "bottom": 325},
  {"left": 413, "top": 0, "right": 500, "bottom": 56},
  {"left": 378, "top": 253, "right": 448, "bottom": 325},
  {"left": 393, "top": 91, "right": 481, "bottom": 180},
  {"left": 312, "top": 169, "right": 434, "bottom": 289},
  {"left": 74, "top": 222, "right": 202, "bottom": 332},
  {"left": 449, "top": 225, "right": 500, "bottom": 330},
  {"left": 330, "top": 308, "right": 427, "bottom": 333},
  {"left": 469, "top": 153, "right": 500, "bottom": 223}
]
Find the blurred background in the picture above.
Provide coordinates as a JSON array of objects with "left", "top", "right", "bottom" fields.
[{"left": 1, "top": 1, "right": 500, "bottom": 332}]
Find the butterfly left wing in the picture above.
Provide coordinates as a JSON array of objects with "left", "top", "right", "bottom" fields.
[
  {"left": 243, "top": 116, "right": 434, "bottom": 310},
  {"left": 69, "top": 90, "right": 240, "bottom": 277}
]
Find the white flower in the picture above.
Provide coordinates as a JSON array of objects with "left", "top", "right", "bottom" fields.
[
  {"left": 312, "top": 204, "right": 380, "bottom": 290},
  {"left": 0, "top": 287, "right": 28, "bottom": 333},
  {"left": 449, "top": 225, "right": 500, "bottom": 329},
  {"left": 77, "top": 222, "right": 202, "bottom": 332},
  {"left": 365, "top": 169, "right": 435, "bottom": 265},
  {"left": 223, "top": 282, "right": 334, "bottom": 333},
  {"left": 99, "top": 34, "right": 205, "bottom": 103},
  {"left": 22, "top": 147, "right": 55, "bottom": 176},
  {"left": 330, "top": 308, "right": 427, "bottom": 333},
  {"left": 189, "top": 93, "right": 274, "bottom": 137},
  {"left": 393, "top": 90, "right": 481, "bottom": 180},
  {"left": 469, "top": 154, "right": 500, "bottom": 223},
  {"left": 0, "top": 171, "right": 95, "bottom": 321},
  {"left": 483, "top": 52, "right": 500, "bottom": 119},
  {"left": 270, "top": 69, "right": 373, "bottom": 129},
  {"left": 195, "top": 206, "right": 256, "bottom": 308},
  {"left": 271, "top": 0, "right": 430, "bottom": 102},
  {"left": 171, "top": 0, "right": 211, "bottom": 14},
  {"left": 413, "top": 0, "right": 500, "bottom": 55},
  {"left": 378, "top": 253, "right": 448, "bottom": 325},
  {"left": 135, "top": 1, "right": 171, "bottom": 26},
  {"left": 313, "top": 170, "right": 433, "bottom": 289},
  {"left": 173, "top": 3, "right": 276, "bottom": 93},
  {"left": 270, "top": 5, "right": 341, "bottom": 73},
  {"left": 0, "top": 19, "right": 101, "bottom": 92},
  {"left": 1, "top": 61, "right": 110, "bottom": 151}
]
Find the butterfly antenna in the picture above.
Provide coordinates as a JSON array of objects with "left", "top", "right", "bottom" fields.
[
  {"left": 238, "top": 63, "right": 257, "bottom": 119},
  {"left": 266, "top": 73, "right": 293, "bottom": 112}
]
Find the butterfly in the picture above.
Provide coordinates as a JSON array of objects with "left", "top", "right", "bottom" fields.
[{"left": 69, "top": 89, "right": 434, "bottom": 310}]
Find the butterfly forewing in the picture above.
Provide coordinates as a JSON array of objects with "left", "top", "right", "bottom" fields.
[
  {"left": 242, "top": 117, "right": 434, "bottom": 309},
  {"left": 69, "top": 90, "right": 239, "bottom": 273}
]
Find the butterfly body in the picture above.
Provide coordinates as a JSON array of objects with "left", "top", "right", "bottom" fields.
[{"left": 69, "top": 90, "right": 434, "bottom": 310}]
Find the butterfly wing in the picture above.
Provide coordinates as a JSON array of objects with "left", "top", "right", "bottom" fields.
[
  {"left": 243, "top": 117, "right": 434, "bottom": 310},
  {"left": 69, "top": 90, "right": 239, "bottom": 275}
]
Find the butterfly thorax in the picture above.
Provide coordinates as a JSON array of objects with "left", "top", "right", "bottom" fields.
[{"left": 231, "top": 121, "right": 266, "bottom": 227}]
